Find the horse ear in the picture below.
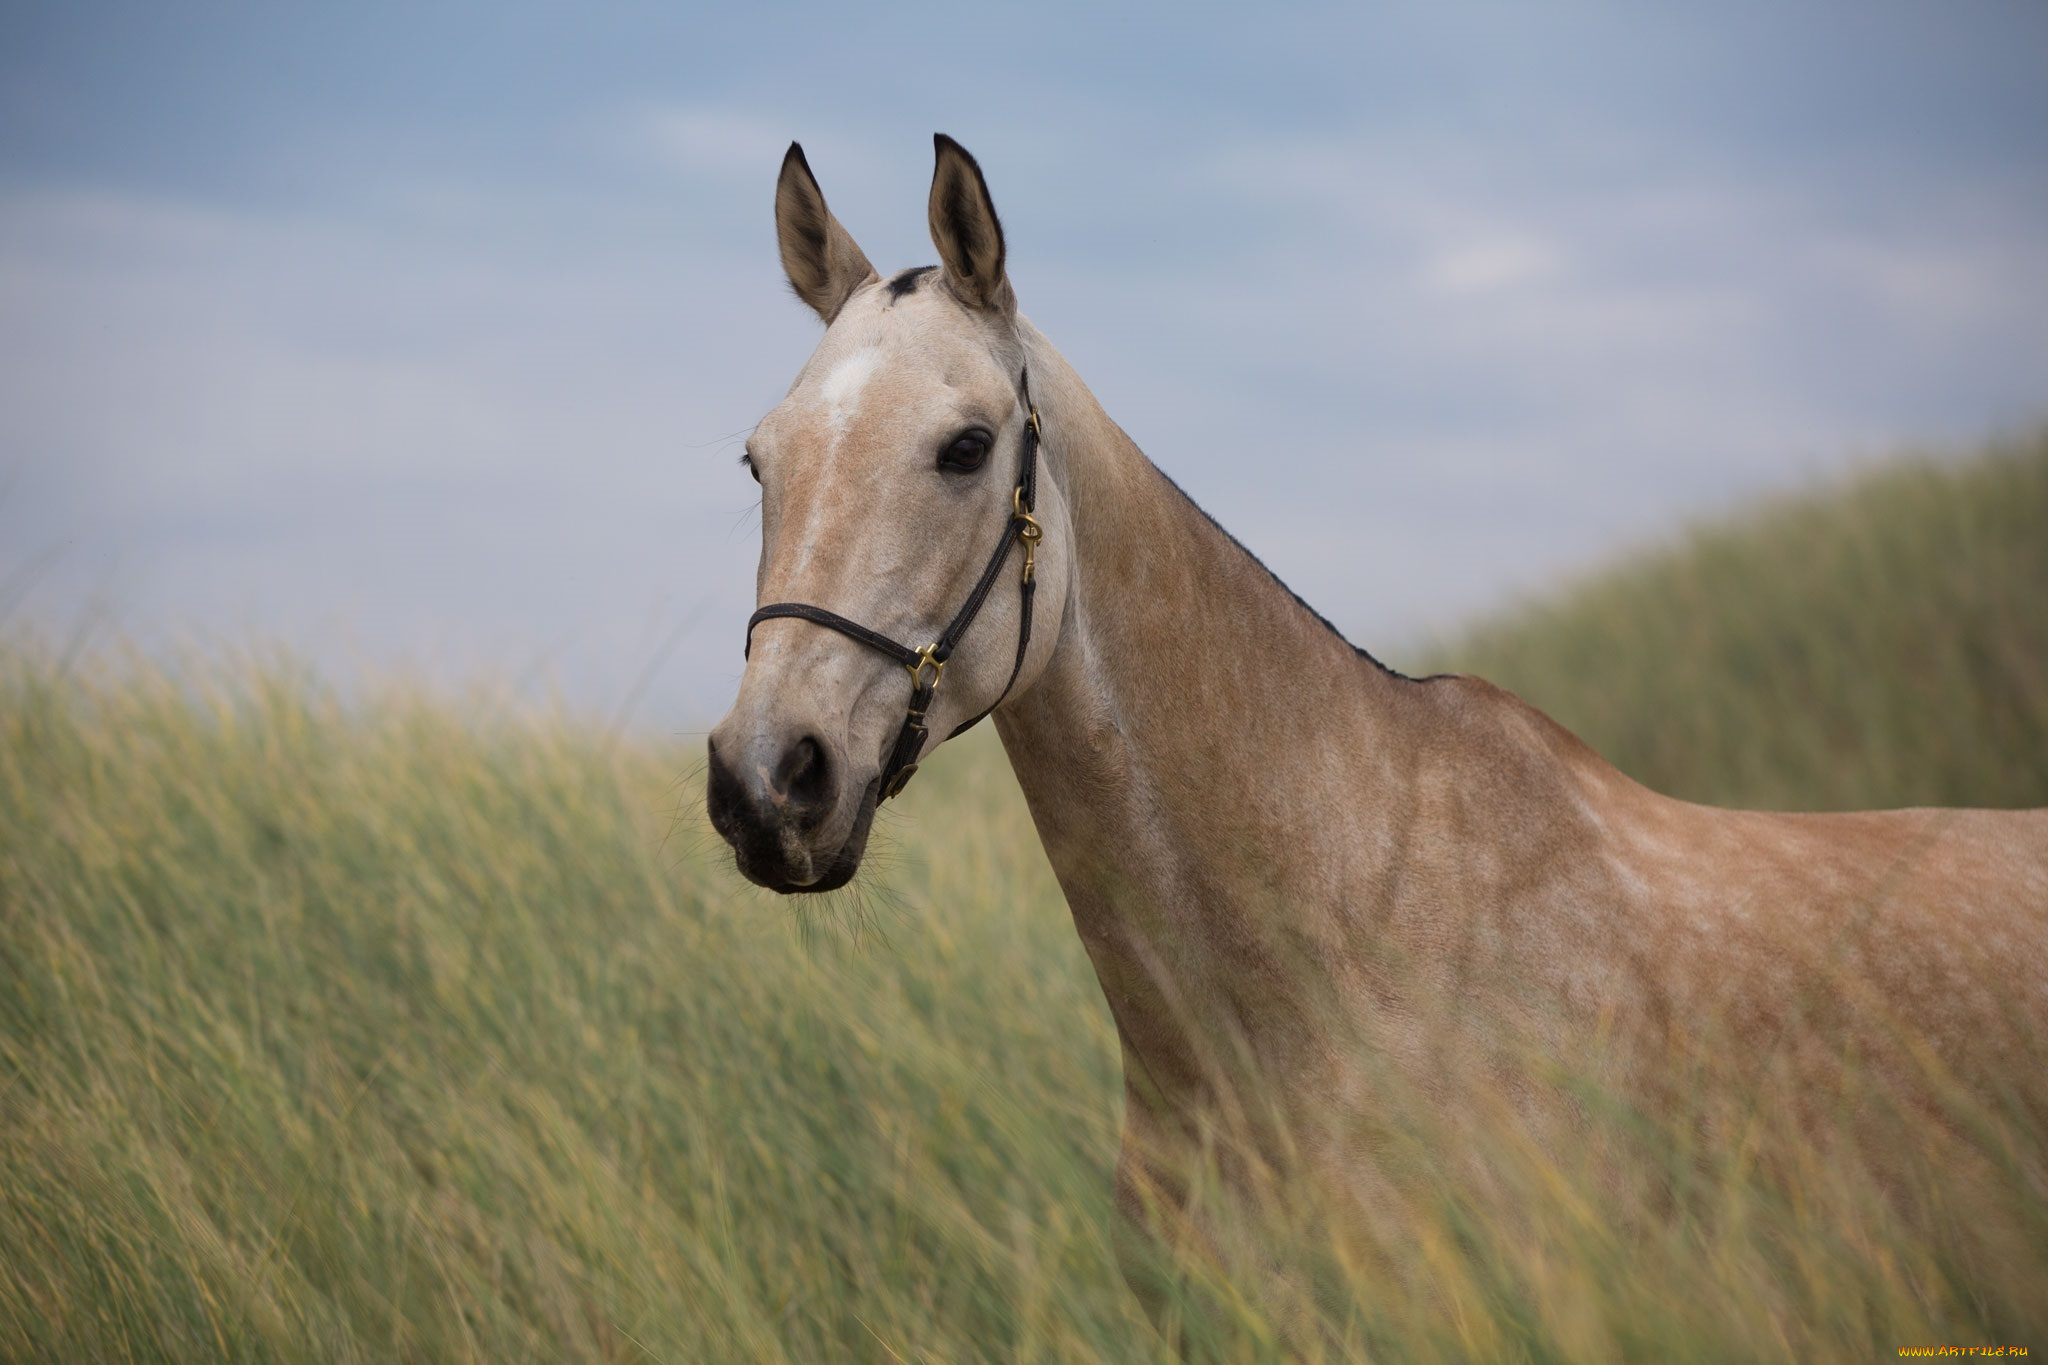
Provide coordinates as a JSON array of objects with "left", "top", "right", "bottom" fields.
[
  {"left": 927, "top": 133, "right": 1015, "bottom": 314},
  {"left": 775, "top": 142, "right": 877, "bottom": 324}
]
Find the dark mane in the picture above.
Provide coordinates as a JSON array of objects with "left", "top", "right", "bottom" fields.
[
  {"left": 1148, "top": 462, "right": 1439, "bottom": 683},
  {"left": 885, "top": 265, "right": 937, "bottom": 301}
]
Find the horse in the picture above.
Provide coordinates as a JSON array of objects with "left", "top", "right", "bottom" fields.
[{"left": 705, "top": 134, "right": 2048, "bottom": 1321}]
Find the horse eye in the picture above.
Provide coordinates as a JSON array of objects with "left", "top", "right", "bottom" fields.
[
  {"left": 740, "top": 451, "right": 760, "bottom": 483},
  {"left": 939, "top": 431, "right": 991, "bottom": 472}
]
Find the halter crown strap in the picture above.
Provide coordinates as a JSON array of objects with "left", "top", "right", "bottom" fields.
[{"left": 744, "top": 366, "right": 1043, "bottom": 800}]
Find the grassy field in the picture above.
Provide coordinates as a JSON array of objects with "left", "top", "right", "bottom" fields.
[
  {"left": 1424, "top": 431, "right": 2048, "bottom": 812},
  {"left": 3, "top": 432, "right": 2045, "bottom": 1362}
]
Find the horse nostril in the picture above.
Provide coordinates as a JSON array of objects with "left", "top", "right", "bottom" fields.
[{"left": 772, "top": 734, "right": 832, "bottom": 813}]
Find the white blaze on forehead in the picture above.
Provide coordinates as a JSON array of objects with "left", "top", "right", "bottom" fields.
[
  {"left": 818, "top": 347, "right": 881, "bottom": 435},
  {"left": 784, "top": 345, "right": 883, "bottom": 582}
]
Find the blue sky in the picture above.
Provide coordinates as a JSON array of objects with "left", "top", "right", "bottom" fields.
[{"left": 4, "top": 2, "right": 2045, "bottom": 724}]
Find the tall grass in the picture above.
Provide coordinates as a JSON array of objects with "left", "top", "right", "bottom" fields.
[
  {"left": 1427, "top": 431, "right": 2048, "bottom": 811},
  {"left": 3, "top": 433, "right": 2045, "bottom": 1361},
  {"left": 0, "top": 647, "right": 1151, "bottom": 1361}
]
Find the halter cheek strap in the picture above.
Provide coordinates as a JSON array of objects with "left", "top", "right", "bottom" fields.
[{"left": 743, "top": 366, "right": 1044, "bottom": 801}]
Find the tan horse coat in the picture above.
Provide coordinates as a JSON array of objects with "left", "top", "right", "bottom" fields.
[{"left": 708, "top": 136, "right": 2048, "bottom": 1291}]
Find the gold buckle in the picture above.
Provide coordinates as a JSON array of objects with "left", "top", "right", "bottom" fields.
[
  {"left": 1026, "top": 405, "right": 1042, "bottom": 439},
  {"left": 906, "top": 643, "right": 946, "bottom": 693},
  {"left": 1013, "top": 486, "right": 1044, "bottom": 584}
]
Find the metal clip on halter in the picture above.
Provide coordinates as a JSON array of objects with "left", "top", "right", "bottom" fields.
[
  {"left": 1014, "top": 485, "right": 1043, "bottom": 585},
  {"left": 907, "top": 643, "right": 946, "bottom": 694}
]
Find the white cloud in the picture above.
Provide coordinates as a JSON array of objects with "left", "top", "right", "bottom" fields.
[
  {"left": 628, "top": 103, "right": 892, "bottom": 191},
  {"left": 639, "top": 105, "right": 796, "bottom": 177},
  {"left": 1420, "top": 234, "right": 1560, "bottom": 297}
]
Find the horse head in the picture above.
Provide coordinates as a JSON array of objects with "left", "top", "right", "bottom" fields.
[{"left": 707, "top": 136, "right": 1070, "bottom": 892}]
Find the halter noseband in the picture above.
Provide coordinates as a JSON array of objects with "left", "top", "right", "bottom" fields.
[{"left": 743, "top": 366, "right": 1044, "bottom": 802}]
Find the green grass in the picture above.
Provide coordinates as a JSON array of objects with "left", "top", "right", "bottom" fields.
[
  {"left": 1, "top": 649, "right": 1139, "bottom": 1361},
  {"left": 3, "top": 432, "right": 2046, "bottom": 1361},
  {"left": 1425, "top": 430, "right": 2048, "bottom": 811}
]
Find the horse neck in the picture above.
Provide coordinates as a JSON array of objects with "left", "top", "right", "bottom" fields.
[{"left": 992, "top": 331, "right": 1438, "bottom": 1090}]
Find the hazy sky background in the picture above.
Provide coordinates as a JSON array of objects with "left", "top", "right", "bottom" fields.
[{"left": 4, "top": 2, "right": 2045, "bottom": 728}]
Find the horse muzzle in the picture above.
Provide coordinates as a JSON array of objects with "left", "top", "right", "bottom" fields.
[{"left": 705, "top": 726, "right": 878, "bottom": 893}]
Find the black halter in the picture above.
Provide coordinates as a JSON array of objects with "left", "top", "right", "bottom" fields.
[{"left": 744, "top": 367, "right": 1044, "bottom": 801}]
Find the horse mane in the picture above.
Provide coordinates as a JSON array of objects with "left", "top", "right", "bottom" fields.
[{"left": 1144, "top": 459, "right": 1438, "bottom": 683}]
